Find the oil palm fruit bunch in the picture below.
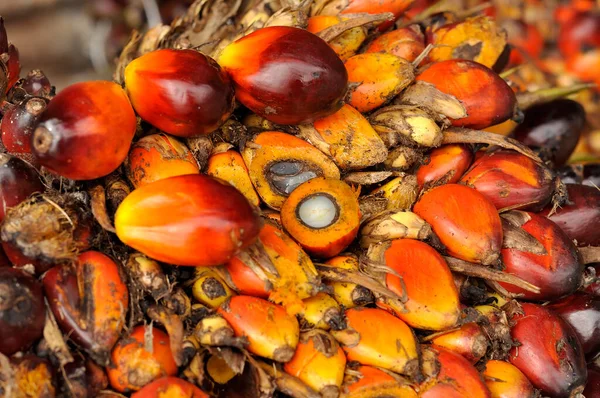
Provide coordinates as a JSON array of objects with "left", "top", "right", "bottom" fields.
[{"left": 0, "top": 0, "right": 600, "bottom": 397}]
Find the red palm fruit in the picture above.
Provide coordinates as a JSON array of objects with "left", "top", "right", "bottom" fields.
[
  {"left": 364, "top": 25, "right": 425, "bottom": 62},
  {"left": 217, "top": 295, "right": 300, "bottom": 362},
  {"left": 108, "top": 326, "right": 178, "bottom": 392},
  {"left": 558, "top": 11, "right": 600, "bottom": 59},
  {"left": 419, "top": 345, "right": 491, "bottom": 398},
  {"left": 429, "top": 323, "right": 489, "bottom": 363},
  {"left": 331, "top": 307, "right": 419, "bottom": 379},
  {"left": 131, "top": 377, "right": 208, "bottom": 398},
  {"left": 413, "top": 184, "right": 503, "bottom": 265},
  {"left": 43, "top": 251, "right": 129, "bottom": 365},
  {"left": 376, "top": 239, "right": 461, "bottom": 331},
  {"left": 218, "top": 27, "right": 348, "bottom": 125},
  {"left": 32, "top": 81, "right": 136, "bottom": 180},
  {"left": 0, "top": 267, "right": 45, "bottom": 355},
  {"left": 415, "top": 60, "right": 517, "bottom": 129},
  {"left": 321, "top": 0, "right": 414, "bottom": 31},
  {"left": 539, "top": 184, "right": 600, "bottom": 247},
  {"left": 565, "top": 48, "right": 600, "bottom": 87},
  {"left": 223, "top": 256, "right": 271, "bottom": 298},
  {"left": 125, "top": 133, "right": 200, "bottom": 188},
  {"left": 125, "top": 49, "right": 234, "bottom": 137},
  {"left": 460, "top": 149, "right": 556, "bottom": 212},
  {"left": 499, "top": 212, "right": 582, "bottom": 301},
  {"left": 508, "top": 303, "right": 587, "bottom": 397},
  {"left": 482, "top": 360, "right": 536, "bottom": 398},
  {"left": 341, "top": 365, "right": 417, "bottom": 397},
  {"left": 549, "top": 293, "right": 600, "bottom": 358},
  {"left": 0, "top": 154, "right": 43, "bottom": 222},
  {"left": 503, "top": 20, "right": 544, "bottom": 66},
  {"left": 1, "top": 97, "right": 46, "bottom": 163},
  {"left": 115, "top": 174, "right": 261, "bottom": 266},
  {"left": 584, "top": 366, "right": 600, "bottom": 398},
  {"left": 512, "top": 99, "right": 586, "bottom": 167},
  {"left": 416, "top": 144, "right": 473, "bottom": 188}
]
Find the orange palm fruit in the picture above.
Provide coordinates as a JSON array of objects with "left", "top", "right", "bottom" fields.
[
  {"left": 365, "top": 25, "right": 425, "bottom": 63},
  {"left": 323, "top": 255, "right": 375, "bottom": 308},
  {"left": 316, "top": 0, "right": 414, "bottom": 31},
  {"left": 428, "top": 16, "right": 508, "bottom": 70},
  {"left": 499, "top": 211, "right": 582, "bottom": 301},
  {"left": 420, "top": 345, "right": 491, "bottom": 398},
  {"left": 229, "top": 221, "right": 320, "bottom": 311},
  {"left": 413, "top": 184, "right": 503, "bottom": 266},
  {"left": 460, "top": 149, "right": 557, "bottom": 212},
  {"left": 483, "top": 119, "right": 518, "bottom": 136},
  {"left": 340, "top": 365, "right": 417, "bottom": 397},
  {"left": 416, "top": 144, "right": 473, "bottom": 188},
  {"left": 345, "top": 53, "right": 415, "bottom": 112},
  {"left": 429, "top": 323, "right": 489, "bottom": 363},
  {"left": 115, "top": 174, "right": 261, "bottom": 266},
  {"left": 131, "top": 377, "right": 208, "bottom": 398},
  {"left": 299, "top": 292, "right": 345, "bottom": 330},
  {"left": 508, "top": 303, "right": 587, "bottom": 397},
  {"left": 359, "top": 210, "right": 432, "bottom": 249},
  {"left": 370, "top": 239, "right": 461, "bottom": 331},
  {"left": 125, "top": 49, "right": 234, "bottom": 137},
  {"left": 281, "top": 177, "right": 360, "bottom": 258},
  {"left": 217, "top": 295, "right": 300, "bottom": 362},
  {"left": 108, "top": 326, "right": 178, "bottom": 392},
  {"left": 242, "top": 131, "right": 340, "bottom": 210},
  {"left": 218, "top": 27, "right": 347, "bottom": 125},
  {"left": 331, "top": 307, "right": 420, "bottom": 379},
  {"left": 284, "top": 329, "right": 347, "bottom": 397},
  {"left": 297, "top": 104, "right": 388, "bottom": 170},
  {"left": 191, "top": 267, "right": 235, "bottom": 309},
  {"left": 125, "top": 133, "right": 199, "bottom": 188},
  {"left": 415, "top": 60, "right": 517, "bottom": 129},
  {"left": 43, "top": 251, "right": 128, "bottom": 365},
  {"left": 482, "top": 360, "right": 536, "bottom": 398},
  {"left": 222, "top": 256, "right": 271, "bottom": 298},
  {"left": 31, "top": 81, "right": 136, "bottom": 180},
  {"left": 307, "top": 15, "right": 367, "bottom": 61},
  {"left": 206, "top": 143, "right": 260, "bottom": 207}
]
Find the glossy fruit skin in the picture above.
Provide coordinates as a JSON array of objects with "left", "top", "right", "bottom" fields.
[
  {"left": 218, "top": 27, "right": 348, "bottom": 125},
  {"left": 217, "top": 295, "right": 300, "bottom": 362},
  {"left": 509, "top": 303, "right": 587, "bottom": 397},
  {"left": 224, "top": 256, "right": 271, "bottom": 298},
  {"left": 583, "top": 367, "right": 600, "bottom": 398},
  {"left": 380, "top": 239, "right": 460, "bottom": 331},
  {"left": 0, "top": 268, "right": 45, "bottom": 356},
  {"left": 22, "top": 69, "right": 53, "bottom": 97},
  {"left": 430, "top": 323, "right": 488, "bottom": 363},
  {"left": 550, "top": 293, "right": 600, "bottom": 358},
  {"left": 32, "top": 80, "right": 136, "bottom": 180},
  {"left": 416, "top": 144, "right": 473, "bottom": 188},
  {"left": 131, "top": 377, "right": 208, "bottom": 398},
  {"left": 500, "top": 212, "right": 582, "bottom": 301},
  {"left": 1, "top": 97, "right": 47, "bottom": 163},
  {"left": 43, "top": 251, "right": 129, "bottom": 365},
  {"left": 413, "top": 184, "right": 503, "bottom": 265},
  {"left": 125, "top": 49, "right": 234, "bottom": 137},
  {"left": 0, "top": 154, "right": 43, "bottom": 222},
  {"left": 332, "top": 0, "right": 414, "bottom": 31},
  {"left": 364, "top": 25, "right": 425, "bottom": 63},
  {"left": 482, "top": 360, "right": 536, "bottom": 398},
  {"left": 108, "top": 326, "right": 178, "bottom": 392},
  {"left": 461, "top": 149, "right": 556, "bottom": 212},
  {"left": 125, "top": 133, "right": 200, "bottom": 188},
  {"left": 416, "top": 60, "right": 517, "bottom": 129},
  {"left": 206, "top": 148, "right": 260, "bottom": 207},
  {"left": 115, "top": 174, "right": 261, "bottom": 267},
  {"left": 513, "top": 99, "right": 586, "bottom": 167},
  {"left": 540, "top": 184, "right": 600, "bottom": 247}
]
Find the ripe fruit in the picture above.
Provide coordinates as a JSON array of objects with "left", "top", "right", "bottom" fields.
[
  {"left": 1, "top": 97, "right": 47, "bottom": 163},
  {"left": 115, "top": 174, "right": 261, "bottom": 266},
  {"left": 125, "top": 49, "right": 234, "bottom": 137},
  {"left": 416, "top": 144, "right": 473, "bottom": 188},
  {"left": 364, "top": 25, "right": 425, "bottom": 63},
  {"left": 482, "top": 360, "right": 535, "bottom": 398},
  {"left": 32, "top": 80, "right": 136, "bottom": 180},
  {"left": 131, "top": 377, "right": 208, "bottom": 398},
  {"left": 0, "top": 153, "right": 43, "bottom": 222},
  {"left": 218, "top": 27, "right": 348, "bottom": 125}
]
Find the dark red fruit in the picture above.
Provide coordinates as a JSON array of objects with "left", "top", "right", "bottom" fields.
[
  {"left": 0, "top": 267, "right": 45, "bottom": 355},
  {"left": 1, "top": 97, "right": 47, "bottom": 162},
  {"left": 22, "top": 69, "right": 53, "bottom": 98},
  {"left": 0, "top": 153, "right": 44, "bottom": 222},
  {"left": 512, "top": 99, "right": 586, "bottom": 167},
  {"left": 583, "top": 366, "right": 600, "bottom": 398},
  {"left": 550, "top": 293, "right": 600, "bottom": 358},
  {"left": 540, "top": 184, "right": 600, "bottom": 247}
]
